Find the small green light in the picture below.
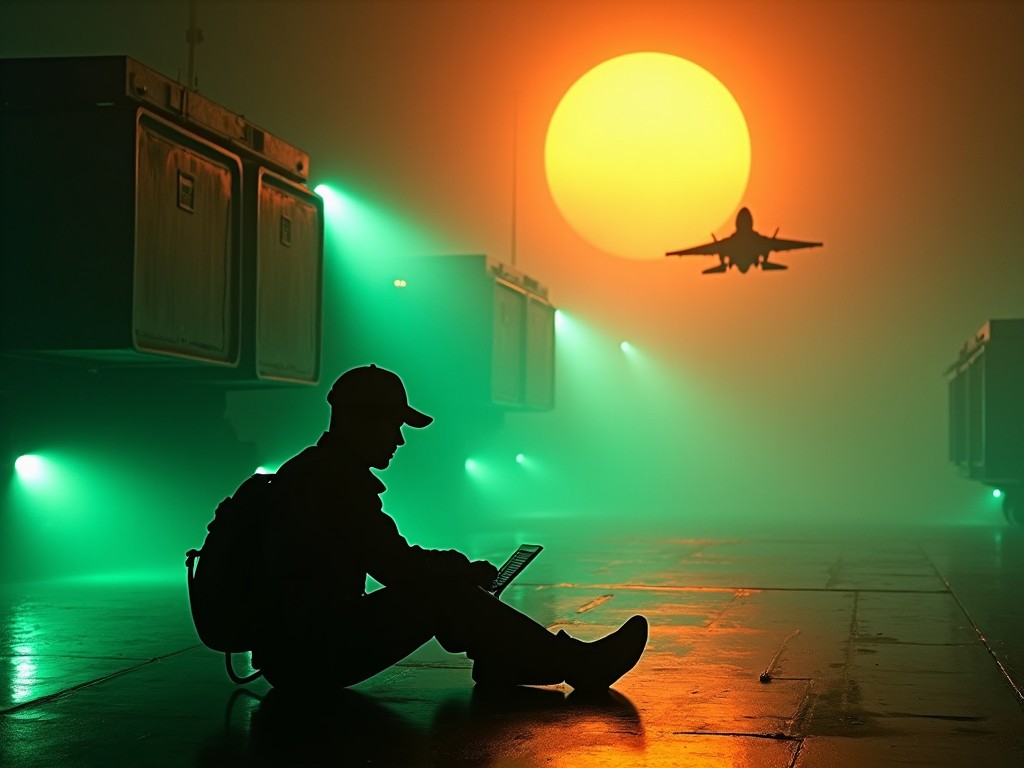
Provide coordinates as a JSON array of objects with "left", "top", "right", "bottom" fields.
[
  {"left": 515, "top": 453, "right": 525, "bottom": 464},
  {"left": 993, "top": 488, "right": 1003, "bottom": 499},
  {"left": 394, "top": 279, "right": 407, "bottom": 288},
  {"left": 620, "top": 341, "right": 632, "bottom": 352}
]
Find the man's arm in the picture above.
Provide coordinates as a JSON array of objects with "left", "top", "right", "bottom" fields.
[{"left": 362, "top": 510, "right": 494, "bottom": 588}]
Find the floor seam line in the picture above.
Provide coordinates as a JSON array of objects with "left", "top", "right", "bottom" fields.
[
  {"left": 0, "top": 644, "right": 202, "bottom": 716},
  {"left": 669, "top": 731, "right": 801, "bottom": 741},
  {"left": 918, "top": 545, "right": 1024, "bottom": 704},
  {"left": 532, "top": 583, "right": 950, "bottom": 594}
]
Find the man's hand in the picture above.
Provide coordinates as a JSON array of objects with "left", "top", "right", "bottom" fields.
[{"left": 469, "top": 559, "right": 499, "bottom": 588}]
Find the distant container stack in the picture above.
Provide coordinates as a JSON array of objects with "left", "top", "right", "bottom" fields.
[
  {"left": 0, "top": 55, "right": 324, "bottom": 386},
  {"left": 946, "top": 318, "right": 1024, "bottom": 523}
]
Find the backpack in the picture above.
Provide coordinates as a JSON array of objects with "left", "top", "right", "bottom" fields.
[{"left": 185, "top": 471, "right": 275, "bottom": 684}]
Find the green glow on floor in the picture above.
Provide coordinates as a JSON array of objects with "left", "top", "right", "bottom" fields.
[
  {"left": 10, "top": 604, "right": 37, "bottom": 705},
  {"left": 12, "top": 648, "right": 36, "bottom": 704}
]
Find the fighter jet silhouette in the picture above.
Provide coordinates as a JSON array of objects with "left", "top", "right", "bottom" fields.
[{"left": 665, "top": 207, "right": 822, "bottom": 274}]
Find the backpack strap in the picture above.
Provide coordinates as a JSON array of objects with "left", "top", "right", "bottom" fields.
[
  {"left": 224, "top": 652, "right": 264, "bottom": 685},
  {"left": 184, "top": 549, "right": 203, "bottom": 640}
]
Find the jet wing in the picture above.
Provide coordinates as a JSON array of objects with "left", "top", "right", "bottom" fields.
[
  {"left": 767, "top": 237, "right": 822, "bottom": 253},
  {"left": 665, "top": 240, "right": 723, "bottom": 257}
]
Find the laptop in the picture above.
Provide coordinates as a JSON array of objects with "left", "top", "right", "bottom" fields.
[{"left": 487, "top": 544, "right": 543, "bottom": 597}]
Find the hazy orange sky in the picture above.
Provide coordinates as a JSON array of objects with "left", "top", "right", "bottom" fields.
[{"left": 3, "top": 0, "right": 1022, "bottom": 533}]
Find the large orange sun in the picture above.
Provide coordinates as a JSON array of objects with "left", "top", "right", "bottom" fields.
[{"left": 545, "top": 52, "right": 751, "bottom": 261}]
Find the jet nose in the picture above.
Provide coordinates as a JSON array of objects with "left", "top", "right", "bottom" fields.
[{"left": 736, "top": 207, "right": 753, "bottom": 231}]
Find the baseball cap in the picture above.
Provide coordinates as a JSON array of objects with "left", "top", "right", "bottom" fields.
[{"left": 327, "top": 364, "right": 433, "bottom": 428}]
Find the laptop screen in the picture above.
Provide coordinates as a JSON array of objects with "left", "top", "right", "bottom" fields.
[{"left": 488, "top": 544, "right": 543, "bottom": 596}]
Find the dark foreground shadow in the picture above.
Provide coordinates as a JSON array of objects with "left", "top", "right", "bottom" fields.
[
  {"left": 193, "top": 684, "right": 645, "bottom": 766},
  {"left": 430, "top": 685, "right": 646, "bottom": 764}
]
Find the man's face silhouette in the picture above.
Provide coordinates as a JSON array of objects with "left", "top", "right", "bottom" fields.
[{"left": 345, "top": 412, "right": 406, "bottom": 470}]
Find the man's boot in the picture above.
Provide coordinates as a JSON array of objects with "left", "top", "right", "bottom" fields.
[
  {"left": 557, "top": 614, "right": 648, "bottom": 691},
  {"left": 470, "top": 614, "right": 648, "bottom": 690}
]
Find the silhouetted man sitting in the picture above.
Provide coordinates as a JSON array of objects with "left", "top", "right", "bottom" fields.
[{"left": 253, "top": 364, "right": 648, "bottom": 692}]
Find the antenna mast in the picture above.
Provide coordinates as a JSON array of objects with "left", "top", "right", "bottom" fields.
[
  {"left": 510, "top": 92, "right": 518, "bottom": 268},
  {"left": 185, "top": 0, "right": 204, "bottom": 91}
]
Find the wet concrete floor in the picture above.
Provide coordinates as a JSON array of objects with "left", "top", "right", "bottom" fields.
[{"left": 2, "top": 521, "right": 1023, "bottom": 766}]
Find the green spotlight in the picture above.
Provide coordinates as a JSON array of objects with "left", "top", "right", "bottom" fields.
[
  {"left": 515, "top": 453, "right": 525, "bottom": 464},
  {"left": 620, "top": 341, "right": 632, "bottom": 352},
  {"left": 993, "top": 488, "right": 1003, "bottom": 499},
  {"left": 14, "top": 454, "right": 45, "bottom": 481},
  {"left": 311, "top": 181, "right": 438, "bottom": 266},
  {"left": 394, "top": 279, "right": 407, "bottom": 288},
  {"left": 255, "top": 466, "right": 271, "bottom": 475},
  {"left": 553, "top": 309, "right": 588, "bottom": 345},
  {"left": 313, "top": 183, "right": 340, "bottom": 212},
  {"left": 465, "top": 458, "right": 495, "bottom": 482},
  {"left": 312, "top": 182, "right": 350, "bottom": 245}
]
